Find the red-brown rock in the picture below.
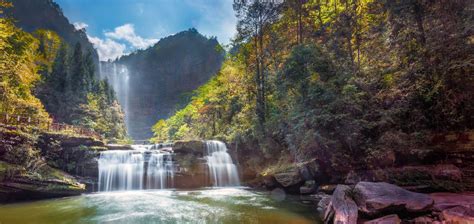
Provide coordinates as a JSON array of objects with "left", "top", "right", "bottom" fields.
[
  {"left": 324, "top": 185, "right": 358, "bottom": 224},
  {"left": 441, "top": 206, "right": 474, "bottom": 224},
  {"left": 430, "top": 192, "right": 474, "bottom": 211},
  {"left": 354, "top": 182, "right": 433, "bottom": 216},
  {"left": 363, "top": 214, "right": 401, "bottom": 224}
]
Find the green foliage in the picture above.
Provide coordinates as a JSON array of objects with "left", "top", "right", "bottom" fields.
[
  {"left": 0, "top": 8, "right": 50, "bottom": 125},
  {"left": 154, "top": 0, "right": 473, "bottom": 173}
]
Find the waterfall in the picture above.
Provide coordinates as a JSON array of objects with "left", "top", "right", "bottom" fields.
[
  {"left": 205, "top": 140, "right": 240, "bottom": 187},
  {"left": 146, "top": 152, "right": 174, "bottom": 189},
  {"left": 99, "top": 62, "right": 131, "bottom": 133},
  {"left": 98, "top": 147, "right": 175, "bottom": 192},
  {"left": 98, "top": 150, "right": 144, "bottom": 191}
]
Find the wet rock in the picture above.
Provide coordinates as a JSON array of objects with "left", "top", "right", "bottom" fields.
[
  {"left": 410, "top": 215, "right": 437, "bottom": 224},
  {"left": 106, "top": 144, "right": 133, "bottom": 150},
  {"left": 441, "top": 206, "right": 474, "bottom": 224},
  {"left": 324, "top": 185, "right": 358, "bottom": 224},
  {"left": 354, "top": 182, "right": 433, "bottom": 216},
  {"left": 315, "top": 193, "right": 331, "bottom": 214},
  {"left": 173, "top": 140, "right": 205, "bottom": 156},
  {"left": 363, "top": 214, "right": 401, "bottom": 224},
  {"left": 299, "top": 180, "right": 316, "bottom": 194},
  {"left": 273, "top": 168, "right": 303, "bottom": 188},
  {"left": 430, "top": 192, "right": 474, "bottom": 211}
]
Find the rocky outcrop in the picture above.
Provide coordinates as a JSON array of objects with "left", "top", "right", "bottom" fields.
[
  {"left": 106, "top": 144, "right": 133, "bottom": 151},
  {"left": 0, "top": 161, "right": 85, "bottom": 203},
  {"left": 318, "top": 182, "right": 474, "bottom": 224},
  {"left": 173, "top": 140, "right": 206, "bottom": 156},
  {"left": 274, "top": 168, "right": 303, "bottom": 188},
  {"left": 354, "top": 182, "right": 434, "bottom": 216},
  {"left": 324, "top": 185, "right": 358, "bottom": 224},
  {"left": 37, "top": 132, "right": 106, "bottom": 178}
]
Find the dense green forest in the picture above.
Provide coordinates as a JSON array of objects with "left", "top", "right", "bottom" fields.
[
  {"left": 0, "top": 1, "right": 126, "bottom": 141},
  {"left": 152, "top": 0, "right": 473, "bottom": 172}
]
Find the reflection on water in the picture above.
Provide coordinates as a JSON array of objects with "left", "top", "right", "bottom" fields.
[{"left": 0, "top": 188, "right": 320, "bottom": 224}]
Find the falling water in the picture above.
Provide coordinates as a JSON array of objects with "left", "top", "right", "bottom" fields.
[
  {"left": 98, "top": 146, "right": 175, "bottom": 191},
  {"left": 205, "top": 140, "right": 240, "bottom": 187},
  {"left": 146, "top": 152, "right": 174, "bottom": 189},
  {"left": 98, "top": 150, "right": 144, "bottom": 191},
  {"left": 99, "top": 62, "right": 131, "bottom": 133}
]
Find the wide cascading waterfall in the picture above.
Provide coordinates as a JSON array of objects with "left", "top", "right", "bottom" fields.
[
  {"left": 146, "top": 152, "right": 174, "bottom": 189},
  {"left": 205, "top": 140, "right": 240, "bottom": 187},
  {"left": 98, "top": 150, "right": 145, "bottom": 191},
  {"left": 98, "top": 146, "right": 175, "bottom": 191}
]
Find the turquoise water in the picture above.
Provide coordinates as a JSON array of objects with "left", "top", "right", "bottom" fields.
[{"left": 0, "top": 188, "right": 319, "bottom": 224}]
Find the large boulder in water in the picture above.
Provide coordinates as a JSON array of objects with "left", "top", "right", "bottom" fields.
[
  {"left": 354, "top": 182, "right": 434, "bottom": 216},
  {"left": 324, "top": 185, "right": 358, "bottom": 224}
]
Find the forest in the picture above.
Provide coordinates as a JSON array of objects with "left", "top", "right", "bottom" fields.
[{"left": 152, "top": 0, "right": 473, "bottom": 179}]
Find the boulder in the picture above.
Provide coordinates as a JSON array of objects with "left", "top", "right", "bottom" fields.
[
  {"left": 363, "top": 214, "right": 401, "bottom": 224},
  {"left": 324, "top": 185, "right": 358, "bottom": 224},
  {"left": 315, "top": 193, "right": 331, "bottom": 214},
  {"left": 354, "top": 182, "right": 433, "bottom": 216},
  {"left": 441, "top": 206, "right": 474, "bottom": 224},
  {"left": 273, "top": 168, "right": 303, "bottom": 188},
  {"left": 410, "top": 215, "right": 438, "bottom": 223},
  {"left": 430, "top": 192, "right": 474, "bottom": 211},
  {"left": 173, "top": 140, "right": 205, "bottom": 156}
]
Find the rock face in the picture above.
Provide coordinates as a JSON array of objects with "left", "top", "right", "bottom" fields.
[
  {"left": 37, "top": 133, "right": 106, "bottom": 178},
  {"left": 324, "top": 185, "right": 358, "bottom": 224},
  {"left": 354, "top": 182, "right": 434, "bottom": 216},
  {"left": 6, "top": 0, "right": 99, "bottom": 64}
]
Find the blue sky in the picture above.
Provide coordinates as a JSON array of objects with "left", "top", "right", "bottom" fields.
[{"left": 55, "top": 0, "right": 237, "bottom": 61}]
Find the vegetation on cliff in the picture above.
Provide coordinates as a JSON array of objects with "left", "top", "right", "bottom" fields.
[
  {"left": 0, "top": 1, "right": 127, "bottom": 141},
  {"left": 152, "top": 0, "right": 473, "bottom": 174}
]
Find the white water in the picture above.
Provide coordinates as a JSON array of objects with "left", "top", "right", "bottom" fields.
[
  {"left": 205, "top": 140, "right": 240, "bottom": 187},
  {"left": 99, "top": 62, "right": 131, "bottom": 133},
  {"left": 98, "top": 146, "right": 174, "bottom": 191}
]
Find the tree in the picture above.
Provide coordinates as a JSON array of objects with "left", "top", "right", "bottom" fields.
[{"left": 234, "top": 0, "right": 282, "bottom": 132}]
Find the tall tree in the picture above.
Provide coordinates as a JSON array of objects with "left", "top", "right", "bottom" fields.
[{"left": 233, "top": 0, "right": 282, "bottom": 132}]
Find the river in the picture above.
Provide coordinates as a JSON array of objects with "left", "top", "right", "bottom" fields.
[{"left": 0, "top": 188, "right": 320, "bottom": 224}]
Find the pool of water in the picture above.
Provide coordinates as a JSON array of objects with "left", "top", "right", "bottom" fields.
[{"left": 0, "top": 188, "right": 320, "bottom": 224}]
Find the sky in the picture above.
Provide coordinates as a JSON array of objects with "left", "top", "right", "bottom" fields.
[{"left": 55, "top": 0, "right": 237, "bottom": 61}]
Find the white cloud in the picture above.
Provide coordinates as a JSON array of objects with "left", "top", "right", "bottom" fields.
[
  {"left": 105, "top": 23, "right": 158, "bottom": 49},
  {"left": 87, "top": 35, "right": 126, "bottom": 61},
  {"left": 73, "top": 22, "right": 89, "bottom": 30}
]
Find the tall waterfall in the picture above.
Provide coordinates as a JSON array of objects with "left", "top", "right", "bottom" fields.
[
  {"left": 99, "top": 62, "right": 131, "bottom": 133},
  {"left": 98, "top": 146, "right": 174, "bottom": 191},
  {"left": 205, "top": 140, "right": 240, "bottom": 187}
]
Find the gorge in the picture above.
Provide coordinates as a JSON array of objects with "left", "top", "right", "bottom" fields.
[{"left": 1, "top": 0, "right": 473, "bottom": 223}]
